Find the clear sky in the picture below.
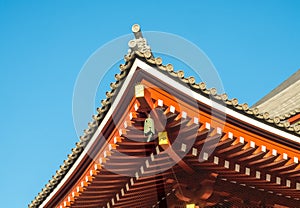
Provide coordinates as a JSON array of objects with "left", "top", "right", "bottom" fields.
[{"left": 0, "top": 1, "right": 299, "bottom": 207}]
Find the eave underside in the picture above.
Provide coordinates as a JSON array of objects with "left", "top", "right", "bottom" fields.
[{"left": 52, "top": 75, "right": 300, "bottom": 208}]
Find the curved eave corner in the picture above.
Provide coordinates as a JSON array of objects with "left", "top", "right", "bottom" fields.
[{"left": 29, "top": 23, "right": 300, "bottom": 208}]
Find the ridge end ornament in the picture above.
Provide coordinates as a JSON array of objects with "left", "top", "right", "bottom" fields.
[{"left": 128, "top": 24, "right": 152, "bottom": 57}]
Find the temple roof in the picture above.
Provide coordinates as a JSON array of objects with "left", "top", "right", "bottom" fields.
[
  {"left": 29, "top": 24, "right": 300, "bottom": 208},
  {"left": 253, "top": 69, "right": 300, "bottom": 120}
]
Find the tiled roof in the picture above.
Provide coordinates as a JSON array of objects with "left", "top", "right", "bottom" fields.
[
  {"left": 254, "top": 69, "right": 300, "bottom": 106},
  {"left": 276, "top": 108, "right": 300, "bottom": 121},
  {"left": 29, "top": 24, "right": 300, "bottom": 208},
  {"left": 253, "top": 69, "right": 300, "bottom": 117}
]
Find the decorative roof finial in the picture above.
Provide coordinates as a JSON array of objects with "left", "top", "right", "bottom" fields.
[
  {"left": 132, "top": 24, "right": 142, "bottom": 38},
  {"left": 128, "top": 24, "right": 152, "bottom": 58}
]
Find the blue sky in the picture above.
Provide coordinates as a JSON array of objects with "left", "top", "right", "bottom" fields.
[{"left": 0, "top": 1, "right": 299, "bottom": 207}]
